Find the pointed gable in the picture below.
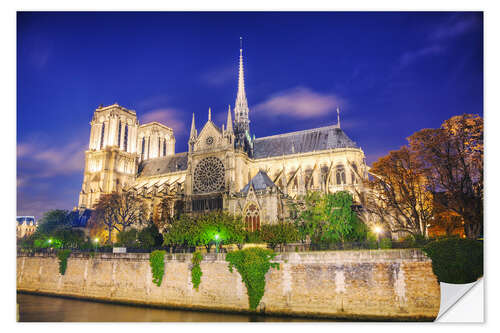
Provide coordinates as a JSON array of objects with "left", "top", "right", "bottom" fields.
[{"left": 241, "top": 170, "right": 277, "bottom": 193}]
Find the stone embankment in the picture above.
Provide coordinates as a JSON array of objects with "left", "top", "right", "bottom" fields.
[{"left": 17, "top": 249, "right": 440, "bottom": 320}]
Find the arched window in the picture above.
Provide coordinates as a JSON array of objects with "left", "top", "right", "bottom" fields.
[
  {"left": 100, "top": 123, "right": 105, "bottom": 149},
  {"left": 163, "top": 139, "right": 167, "bottom": 156},
  {"left": 305, "top": 168, "right": 313, "bottom": 189},
  {"left": 158, "top": 137, "right": 161, "bottom": 157},
  {"left": 336, "top": 165, "right": 346, "bottom": 185},
  {"left": 351, "top": 164, "right": 358, "bottom": 184},
  {"left": 245, "top": 204, "right": 260, "bottom": 232},
  {"left": 123, "top": 125, "right": 128, "bottom": 152}
]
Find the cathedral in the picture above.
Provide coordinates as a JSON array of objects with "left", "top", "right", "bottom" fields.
[{"left": 78, "top": 45, "right": 368, "bottom": 230}]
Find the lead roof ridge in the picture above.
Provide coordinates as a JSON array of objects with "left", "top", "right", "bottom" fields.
[{"left": 253, "top": 124, "right": 342, "bottom": 141}]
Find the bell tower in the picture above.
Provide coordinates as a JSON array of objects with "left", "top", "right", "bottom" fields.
[{"left": 78, "top": 104, "right": 140, "bottom": 209}]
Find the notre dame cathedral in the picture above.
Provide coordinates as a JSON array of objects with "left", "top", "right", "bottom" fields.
[{"left": 78, "top": 45, "right": 368, "bottom": 230}]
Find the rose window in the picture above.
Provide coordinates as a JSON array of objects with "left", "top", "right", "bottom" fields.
[{"left": 193, "top": 156, "right": 225, "bottom": 193}]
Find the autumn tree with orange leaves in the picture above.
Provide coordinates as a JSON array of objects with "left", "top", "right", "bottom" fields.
[
  {"left": 366, "top": 146, "right": 434, "bottom": 237},
  {"left": 409, "top": 114, "right": 483, "bottom": 239},
  {"left": 364, "top": 114, "right": 483, "bottom": 240}
]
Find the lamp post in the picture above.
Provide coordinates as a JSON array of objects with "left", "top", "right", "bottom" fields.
[
  {"left": 374, "top": 226, "right": 382, "bottom": 249},
  {"left": 94, "top": 238, "right": 99, "bottom": 252},
  {"left": 48, "top": 239, "right": 52, "bottom": 252},
  {"left": 215, "top": 234, "right": 220, "bottom": 254}
]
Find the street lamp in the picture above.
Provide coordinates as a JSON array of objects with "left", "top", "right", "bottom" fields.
[
  {"left": 215, "top": 234, "right": 220, "bottom": 254},
  {"left": 374, "top": 226, "right": 382, "bottom": 249},
  {"left": 94, "top": 238, "right": 99, "bottom": 252}
]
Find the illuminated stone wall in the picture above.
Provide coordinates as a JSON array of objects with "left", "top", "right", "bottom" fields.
[{"left": 17, "top": 249, "right": 440, "bottom": 321}]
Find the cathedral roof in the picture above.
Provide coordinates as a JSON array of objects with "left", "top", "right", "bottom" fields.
[
  {"left": 138, "top": 152, "right": 188, "bottom": 177},
  {"left": 241, "top": 170, "right": 277, "bottom": 193},
  {"left": 252, "top": 125, "right": 358, "bottom": 159}
]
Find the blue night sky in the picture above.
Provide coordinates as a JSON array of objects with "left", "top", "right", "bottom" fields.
[{"left": 17, "top": 11, "right": 483, "bottom": 219}]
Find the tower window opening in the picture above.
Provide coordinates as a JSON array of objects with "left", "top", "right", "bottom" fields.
[
  {"left": 117, "top": 121, "right": 122, "bottom": 148},
  {"left": 100, "top": 123, "right": 105, "bottom": 149},
  {"left": 163, "top": 139, "right": 167, "bottom": 156},
  {"left": 124, "top": 125, "right": 128, "bottom": 152}
]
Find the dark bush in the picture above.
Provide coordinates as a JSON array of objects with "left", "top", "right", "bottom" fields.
[
  {"left": 116, "top": 228, "right": 138, "bottom": 247},
  {"left": 423, "top": 238, "right": 483, "bottom": 284},
  {"left": 380, "top": 238, "right": 392, "bottom": 249},
  {"left": 138, "top": 224, "right": 163, "bottom": 249},
  {"left": 245, "top": 230, "right": 263, "bottom": 244}
]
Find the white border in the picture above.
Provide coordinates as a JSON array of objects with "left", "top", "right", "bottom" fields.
[{"left": 3, "top": 1, "right": 498, "bottom": 332}]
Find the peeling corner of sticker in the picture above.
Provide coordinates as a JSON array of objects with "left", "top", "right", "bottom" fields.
[{"left": 435, "top": 278, "right": 483, "bottom": 322}]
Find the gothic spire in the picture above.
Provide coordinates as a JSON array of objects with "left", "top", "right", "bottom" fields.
[
  {"left": 190, "top": 113, "right": 196, "bottom": 139},
  {"left": 236, "top": 40, "right": 247, "bottom": 110},
  {"left": 234, "top": 37, "right": 250, "bottom": 135},
  {"left": 208, "top": 107, "right": 212, "bottom": 121},
  {"left": 226, "top": 104, "right": 233, "bottom": 132}
]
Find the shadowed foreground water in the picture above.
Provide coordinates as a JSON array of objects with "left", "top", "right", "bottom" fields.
[{"left": 17, "top": 293, "right": 330, "bottom": 322}]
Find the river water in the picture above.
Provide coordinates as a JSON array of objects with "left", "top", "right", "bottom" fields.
[{"left": 17, "top": 293, "right": 328, "bottom": 322}]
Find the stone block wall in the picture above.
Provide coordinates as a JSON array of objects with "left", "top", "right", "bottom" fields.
[{"left": 16, "top": 249, "right": 440, "bottom": 320}]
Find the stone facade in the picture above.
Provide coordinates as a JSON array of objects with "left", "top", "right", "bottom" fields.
[
  {"left": 16, "top": 216, "right": 37, "bottom": 239},
  {"left": 78, "top": 46, "right": 368, "bottom": 226},
  {"left": 16, "top": 249, "right": 440, "bottom": 320}
]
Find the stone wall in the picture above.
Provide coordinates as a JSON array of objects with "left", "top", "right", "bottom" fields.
[{"left": 16, "top": 249, "right": 440, "bottom": 321}]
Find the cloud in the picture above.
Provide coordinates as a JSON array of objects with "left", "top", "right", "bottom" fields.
[
  {"left": 429, "top": 15, "right": 479, "bottom": 41},
  {"left": 17, "top": 138, "right": 87, "bottom": 217},
  {"left": 200, "top": 65, "right": 235, "bottom": 86},
  {"left": 400, "top": 45, "right": 445, "bottom": 67},
  {"left": 398, "top": 14, "right": 480, "bottom": 69},
  {"left": 17, "top": 139, "right": 87, "bottom": 185},
  {"left": 140, "top": 108, "right": 186, "bottom": 135},
  {"left": 253, "top": 87, "right": 345, "bottom": 119}
]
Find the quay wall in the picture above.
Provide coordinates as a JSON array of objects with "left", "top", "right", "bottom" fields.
[{"left": 17, "top": 249, "right": 440, "bottom": 321}]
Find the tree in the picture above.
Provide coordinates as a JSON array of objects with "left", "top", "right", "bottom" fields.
[
  {"left": 291, "top": 191, "right": 324, "bottom": 243},
  {"left": 163, "top": 214, "right": 198, "bottom": 250},
  {"left": 88, "top": 192, "right": 147, "bottom": 244},
  {"left": 323, "top": 191, "right": 357, "bottom": 243},
  {"left": 53, "top": 228, "right": 86, "bottom": 248},
  {"left": 163, "top": 212, "right": 245, "bottom": 252},
  {"left": 155, "top": 196, "right": 175, "bottom": 231},
  {"left": 260, "top": 222, "right": 299, "bottom": 250},
  {"left": 36, "top": 209, "right": 72, "bottom": 235},
  {"left": 116, "top": 228, "right": 138, "bottom": 247},
  {"left": 365, "top": 146, "right": 434, "bottom": 238},
  {"left": 291, "top": 191, "right": 366, "bottom": 244},
  {"left": 137, "top": 223, "right": 163, "bottom": 248},
  {"left": 408, "top": 114, "right": 483, "bottom": 239}
]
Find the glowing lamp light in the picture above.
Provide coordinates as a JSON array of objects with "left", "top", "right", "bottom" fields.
[
  {"left": 48, "top": 239, "right": 52, "bottom": 244},
  {"left": 94, "top": 238, "right": 99, "bottom": 243},
  {"left": 374, "top": 226, "right": 382, "bottom": 234},
  {"left": 215, "top": 234, "right": 219, "bottom": 240}
]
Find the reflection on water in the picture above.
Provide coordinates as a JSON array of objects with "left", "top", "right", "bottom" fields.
[{"left": 17, "top": 293, "right": 328, "bottom": 322}]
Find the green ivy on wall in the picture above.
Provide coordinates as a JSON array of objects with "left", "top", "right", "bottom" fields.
[
  {"left": 57, "top": 249, "right": 71, "bottom": 275},
  {"left": 149, "top": 250, "right": 166, "bottom": 287},
  {"left": 226, "top": 248, "right": 280, "bottom": 311},
  {"left": 191, "top": 251, "right": 203, "bottom": 291}
]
